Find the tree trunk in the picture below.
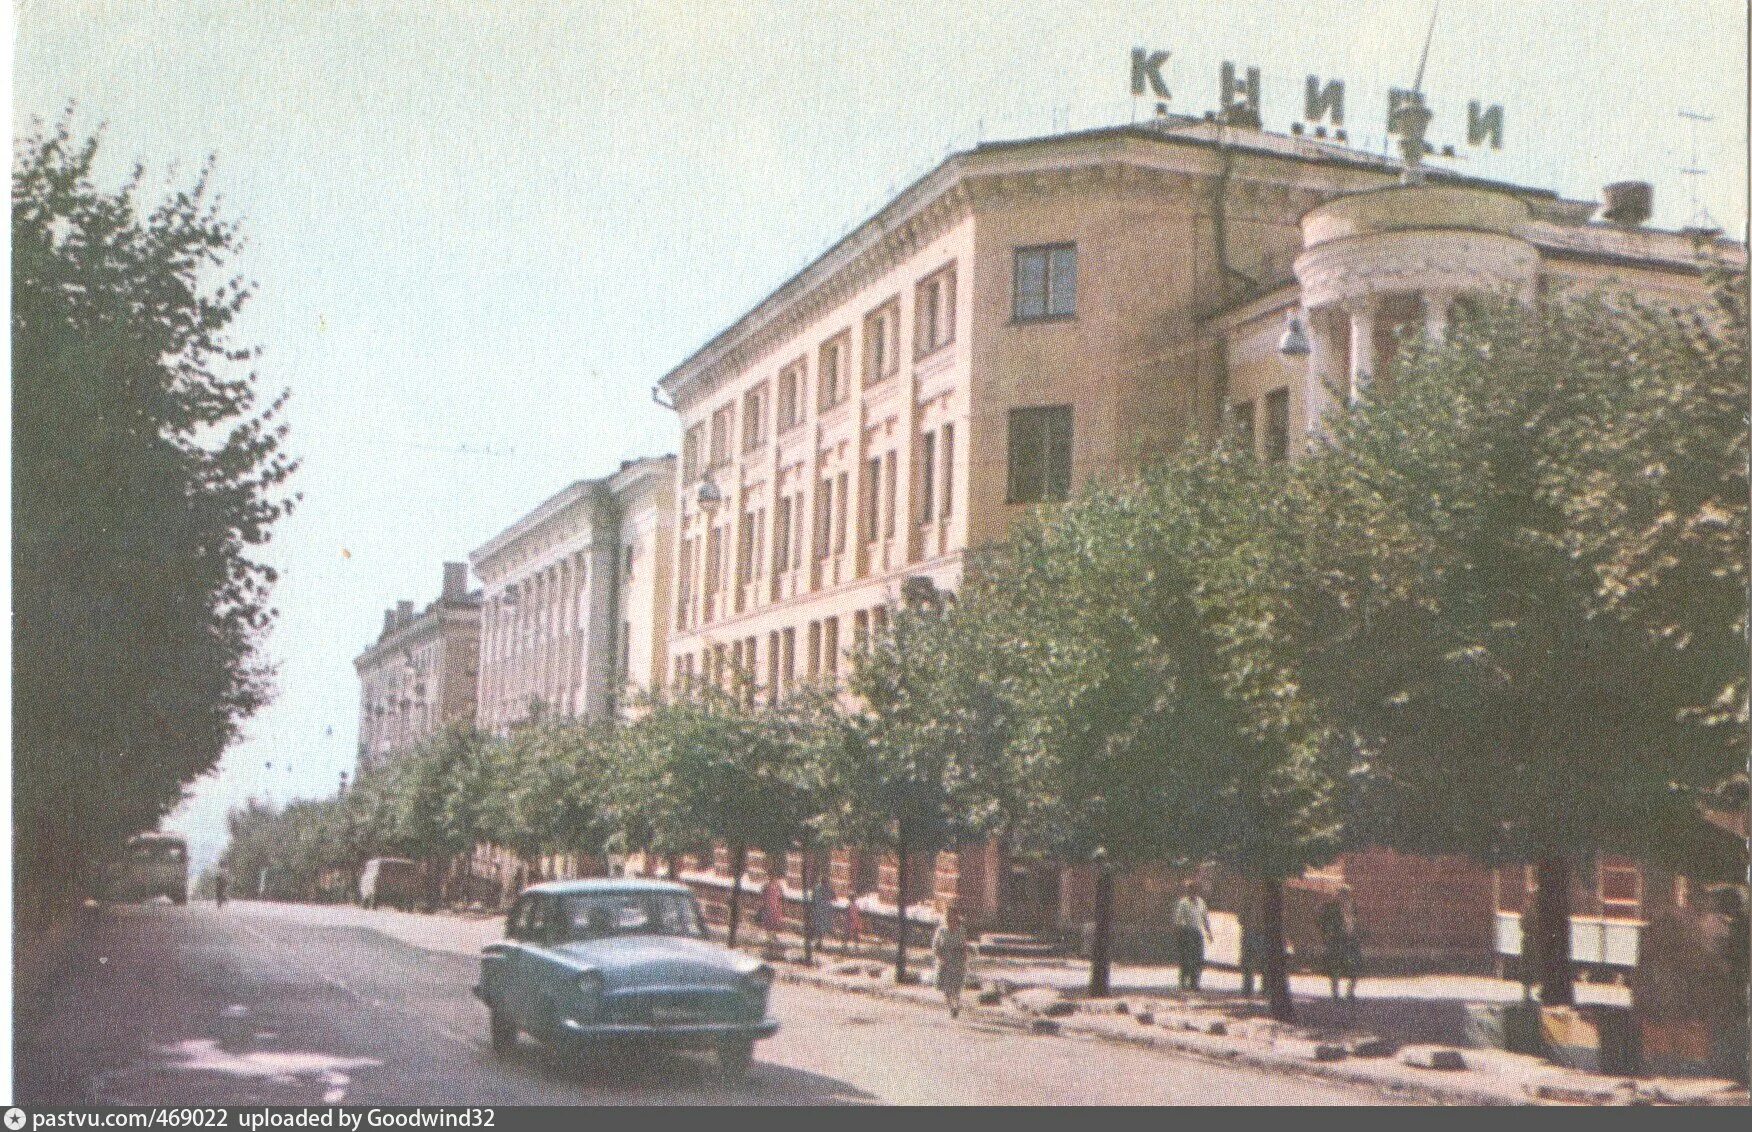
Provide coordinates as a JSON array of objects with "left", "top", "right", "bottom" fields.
[
  {"left": 800, "top": 848, "right": 815, "bottom": 965},
  {"left": 1088, "top": 863, "right": 1113, "bottom": 997},
  {"left": 1534, "top": 854, "right": 1575, "bottom": 1006},
  {"left": 1263, "top": 875, "right": 1293, "bottom": 1022},
  {"left": 726, "top": 844, "right": 747, "bottom": 948},
  {"left": 895, "top": 841, "right": 910, "bottom": 984}
]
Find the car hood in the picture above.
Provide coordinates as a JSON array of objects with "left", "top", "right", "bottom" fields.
[{"left": 547, "top": 935, "right": 758, "bottom": 991}]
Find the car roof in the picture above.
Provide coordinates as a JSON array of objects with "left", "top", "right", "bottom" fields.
[{"left": 522, "top": 877, "right": 691, "bottom": 897}]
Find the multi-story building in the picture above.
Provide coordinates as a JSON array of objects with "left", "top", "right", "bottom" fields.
[
  {"left": 653, "top": 117, "right": 1742, "bottom": 962},
  {"left": 354, "top": 562, "right": 482, "bottom": 774},
  {"left": 472, "top": 456, "right": 676, "bottom": 733}
]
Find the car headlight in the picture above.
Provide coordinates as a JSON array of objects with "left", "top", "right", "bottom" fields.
[{"left": 575, "top": 969, "right": 605, "bottom": 1003}]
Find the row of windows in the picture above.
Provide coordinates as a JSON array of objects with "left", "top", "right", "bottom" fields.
[
  {"left": 671, "top": 603, "right": 895, "bottom": 698},
  {"left": 682, "top": 262, "right": 959, "bottom": 484},
  {"left": 679, "top": 242, "right": 1084, "bottom": 485},
  {"left": 675, "top": 422, "right": 961, "bottom": 631}
]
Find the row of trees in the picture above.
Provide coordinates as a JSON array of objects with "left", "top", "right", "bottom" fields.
[
  {"left": 14, "top": 117, "right": 297, "bottom": 929},
  {"left": 228, "top": 286, "right": 1746, "bottom": 1020}
]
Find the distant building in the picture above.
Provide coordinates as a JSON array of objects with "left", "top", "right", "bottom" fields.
[
  {"left": 354, "top": 562, "right": 481, "bottom": 774},
  {"left": 653, "top": 117, "right": 1744, "bottom": 963},
  {"left": 472, "top": 456, "right": 676, "bottom": 733}
]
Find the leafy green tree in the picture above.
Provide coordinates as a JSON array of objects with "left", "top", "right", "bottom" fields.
[
  {"left": 12, "top": 114, "right": 298, "bottom": 927},
  {"left": 1290, "top": 290, "right": 1747, "bottom": 1005},
  {"left": 945, "top": 447, "right": 1346, "bottom": 1016},
  {"left": 613, "top": 684, "right": 821, "bottom": 946},
  {"left": 833, "top": 588, "right": 1017, "bottom": 983}
]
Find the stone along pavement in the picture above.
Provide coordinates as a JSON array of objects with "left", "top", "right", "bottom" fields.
[{"left": 13, "top": 901, "right": 1401, "bottom": 1106}]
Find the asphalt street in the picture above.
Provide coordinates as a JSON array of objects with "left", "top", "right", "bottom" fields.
[{"left": 15, "top": 902, "right": 1404, "bottom": 1105}]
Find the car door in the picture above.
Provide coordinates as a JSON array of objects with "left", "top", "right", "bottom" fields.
[{"left": 486, "top": 895, "right": 542, "bottom": 1026}]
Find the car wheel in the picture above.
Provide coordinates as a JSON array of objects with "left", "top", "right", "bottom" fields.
[
  {"left": 489, "top": 1009, "right": 518, "bottom": 1054},
  {"left": 716, "top": 1038, "right": 754, "bottom": 1079}
]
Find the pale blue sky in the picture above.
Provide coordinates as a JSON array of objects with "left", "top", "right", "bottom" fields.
[{"left": 13, "top": 0, "right": 1748, "bottom": 872}]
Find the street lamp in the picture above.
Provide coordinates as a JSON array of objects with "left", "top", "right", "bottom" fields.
[
  {"left": 696, "top": 473, "right": 724, "bottom": 512},
  {"left": 1278, "top": 311, "right": 1311, "bottom": 357}
]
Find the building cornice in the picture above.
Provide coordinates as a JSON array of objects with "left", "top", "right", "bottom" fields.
[
  {"left": 653, "top": 124, "right": 1594, "bottom": 411},
  {"left": 354, "top": 598, "right": 482, "bottom": 671}
]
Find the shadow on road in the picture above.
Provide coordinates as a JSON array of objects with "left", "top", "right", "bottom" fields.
[{"left": 494, "top": 1038, "right": 880, "bottom": 1105}]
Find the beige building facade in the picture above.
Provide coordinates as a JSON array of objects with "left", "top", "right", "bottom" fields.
[
  {"left": 472, "top": 455, "right": 676, "bottom": 733},
  {"left": 654, "top": 118, "right": 1741, "bottom": 952},
  {"left": 354, "top": 562, "right": 482, "bottom": 774}
]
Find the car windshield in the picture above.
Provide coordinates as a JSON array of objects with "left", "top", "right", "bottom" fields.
[{"left": 555, "top": 892, "right": 707, "bottom": 942}]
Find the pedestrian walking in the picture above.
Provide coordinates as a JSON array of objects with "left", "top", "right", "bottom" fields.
[
  {"left": 760, "top": 873, "right": 786, "bottom": 948},
  {"left": 1172, "top": 878, "right": 1213, "bottom": 991},
  {"left": 213, "top": 872, "right": 229, "bottom": 910},
  {"left": 931, "top": 901, "right": 971, "bottom": 1018},
  {"left": 1317, "top": 884, "right": 1363, "bottom": 1001},
  {"left": 808, "top": 876, "right": 837, "bottom": 953},
  {"left": 846, "top": 894, "right": 866, "bottom": 956}
]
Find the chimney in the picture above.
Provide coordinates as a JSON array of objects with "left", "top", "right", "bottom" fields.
[
  {"left": 1601, "top": 181, "right": 1653, "bottom": 227},
  {"left": 442, "top": 561, "right": 468, "bottom": 601},
  {"left": 396, "top": 600, "right": 414, "bottom": 626},
  {"left": 382, "top": 609, "right": 396, "bottom": 636}
]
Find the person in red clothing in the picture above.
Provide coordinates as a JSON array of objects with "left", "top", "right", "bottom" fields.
[{"left": 760, "top": 873, "right": 786, "bottom": 947}]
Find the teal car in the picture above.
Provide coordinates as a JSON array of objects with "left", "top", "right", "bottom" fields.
[{"left": 473, "top": 878, "right": 778, "bottom": 1076}]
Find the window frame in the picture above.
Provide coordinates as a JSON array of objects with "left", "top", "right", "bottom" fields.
[
  {"left": 1005, "top": 404, "right": 1074, "bottom": 504},
  {"left": 1012, "top": 242, "right": 1078, "bottom": 323},
  {"left": 741, "top": 381, "right": 770, "bottom": 452},
  {"left": 818, "top": 332, "right": 851, "bottom": 412},
  {"left": 863, "top": 297, "right": 901, "bottom": 386},
  {"left": 913, "top": 263, "right": 958, "bottom": 360},
  {"left": 776, "top": 358, "right": 807, "bottom": 433}
]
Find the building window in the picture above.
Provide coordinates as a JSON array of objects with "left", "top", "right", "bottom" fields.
[
  {"left": 781, "top": 626, "right": 796, "bottom": 687},
  {"left": 807, "top": 621, "right": 822, "bottom": 677},
  {"left": 708, "top": 403, "right": 735, "bottom": 468},
  {"left": 914, "top": 263, "right": 957, "bottom": 359},
  {"left": 940, "top": 423, "right": 955, "bottom": 519},
  {"left": 834, "top": 471, "right": 849, "bottom": 554},
  {"left": 737, "top": 513, "right": 756, "bottom": 585},
  {"left": 777, "top": 359, "right": 805, "bottom": 432},
  {"left": 1006, "top": 405, "right": 1073, "bottom": 503},
  {"left": 1014, "top": 243, "right": 1077, "bottom": 321},
  {"left": 863, "top": 456, "right": 881, "bottom": 543},
  {"left": 742, "top": 382, "right": 769, "bottom": 451},
  {"left": 682, "top": 424, "right": 704, "bottom": 483},
  {"left": 1232, "top": 399, "right": 1256, "bottom": 456},
  {"left": 819, "top": 333, "right": 850, "bottom": 410},
  {"left": 823, "top": 617, "right": 840, "bottom": 679},
  {"left": 773, "top": 496, "right": 792, "bottom": 575},
  {"left": 864, "top": 298, "right": 900, "bottom": 385},
  {"left": 883, "top": 451, "right": 898, "bottom": 538},
  {"left": 853, "top": 609, "right": 869, "bottom": 652},
  {"left": 918, "top": 430, "right": 937, "bottom": 524},
  {"left": 1264, "top": 387, "right": 1290, "bottom": 463},
  {"left": 1599, "top": 857, "right": 1642, "bottom": 919},
  {"left": 814, "top": 478, "right": 833, "bottom": 561}
]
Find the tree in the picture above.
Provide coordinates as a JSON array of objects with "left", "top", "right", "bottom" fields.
[
  {"left": 613, "top": 684, "right": 820, "bottom": 947},
  {"left": 1291, "top": 289, "right": 1748, "bottom": 1005},
  {"left": 944, "top": 447, "right": 1346, "bottom": 1017},
  {"left": 13, "top": 114, "right": 298, "bottom": 927},
  {"left": 833, "top": 589, "right": 1015, "bottom": 984}
]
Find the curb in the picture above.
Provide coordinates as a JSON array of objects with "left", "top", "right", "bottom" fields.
[{"left": 773, "top": 964, "right": 1534, "bottom": 1106}]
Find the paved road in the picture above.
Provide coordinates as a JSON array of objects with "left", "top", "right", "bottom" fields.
[{"left": 16, "top": 902, "right": 1404, "bottom": 1105}]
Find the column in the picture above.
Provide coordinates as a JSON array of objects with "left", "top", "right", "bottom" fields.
[
  {"left": 1346, "top": 298, "right": 1378, "bottom": 405},
  {"left": 1305, "top": 306, "right": 1343, "bottom": 440},
  {"left": 1424, "top": 288, "right": 1455, "bottom": 342}
]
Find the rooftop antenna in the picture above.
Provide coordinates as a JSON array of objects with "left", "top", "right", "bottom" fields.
[
  {"left": 1396, "top": 2, "right": 1440, "bottom": 183},
  {"left": 1678, "top": 109, "right": 1719, "bottom": 232}
]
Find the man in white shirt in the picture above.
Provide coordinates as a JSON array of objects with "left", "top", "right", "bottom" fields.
[{"left": 1172, "top": 878, "right": 1214, "bottom": 991}]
